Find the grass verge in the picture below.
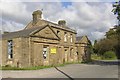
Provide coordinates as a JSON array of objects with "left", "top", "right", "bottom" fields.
[
  {"left": 0, "top": 63, "right": 66, "bottom": 70},
  {"left": 91, "top": 53, "right": 117, "bottom": 60},
  {"left": 0, "top": 62, "right": 81, "bottom": 70}
]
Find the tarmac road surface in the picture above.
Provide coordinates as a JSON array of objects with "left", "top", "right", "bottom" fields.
[{"left": 1, "top": 62, "right": 119, "bottom": 79}]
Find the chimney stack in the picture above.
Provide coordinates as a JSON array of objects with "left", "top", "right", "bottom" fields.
[
  {"left": 32, "top": 10, "right": 42, "bottom": 25},
  {"left": 58, "top": 20, "right": 66, "bottom": 27}
]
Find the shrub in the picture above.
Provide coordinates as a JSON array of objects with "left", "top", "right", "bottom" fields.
[
  {"left": 91, "top": 54, "right": 101, "bottom": 60},
  {"left": 103, "top": 51, "right": 117, "bottom": 59}
]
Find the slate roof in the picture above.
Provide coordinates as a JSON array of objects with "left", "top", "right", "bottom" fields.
[
  {"left": 25, "top": 19, "right": 76, "bottom": 34},
  {"left": 42, "top": 20, "right": 74, "bottom": 32},
  {"left": 76, "top": 36, "right": 83, "bottom": 42},
  {"left": 76, "top": 36, "right": 91, "bottom": 44},
  {"left": 1, "top": 25, "right": 47, "bottom": 39}
]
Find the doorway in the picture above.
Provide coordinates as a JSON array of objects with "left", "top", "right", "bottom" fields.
[
  {"left": 70, "top": 48, "right": 73, "bottom": 61},
  {"left": 65, "top": 49, "right": 68, "bottom": 62}
]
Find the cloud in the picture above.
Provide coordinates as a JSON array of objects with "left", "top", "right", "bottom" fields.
[
  {"left": 2, "top": 19, "right": 24, "bottom": 32},
  {"left": 1, "top": 2, "right": 117, "bottom": 43},
  {"left": 0, "top": 2, "right": 31, "bottom": 24},
  {"left": 54, "top": 2, "right": 117, "bottom": 42},
  {"left": 1, "top": 0, "right": 115, "bottom": 2},
  {"left": 48, "top": 2, "right": 116, "bottom": 42}
]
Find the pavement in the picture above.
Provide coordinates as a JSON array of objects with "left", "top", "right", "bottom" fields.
[{"left": 1, "top": 62, "right": 119, "bottom": 78}]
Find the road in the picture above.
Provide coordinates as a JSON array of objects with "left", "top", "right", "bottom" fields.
[{"left": 1, "top": 62, "right": 119, "bottom": 79}]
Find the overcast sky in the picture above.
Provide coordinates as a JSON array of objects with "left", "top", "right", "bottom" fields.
[{"left": 0, "top": 1, "right": 117, "bottom": 43}]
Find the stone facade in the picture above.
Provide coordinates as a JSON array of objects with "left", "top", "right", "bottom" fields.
[
  {"left": 76, "top": 36, "right": 91, "bottom": 62},
  {"left": 0, "top": 10, "right": 91, "bottom": 67}
]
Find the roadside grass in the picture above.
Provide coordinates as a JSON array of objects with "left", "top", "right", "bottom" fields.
[
  {"left": 0, "top": 62, "right": 81, "bottom": 70},
  {"left": 81, "top": 59, "right": 92, "bottom": 64},
  {"left": 64, "top": 61, "right": 81, "bottom": 65},
  {"left": 1, "top": 65, "right": 52, "bottom": 70},
  {"left": 91, "top": 53, "right": 117, "bottom": 60},
  {"left": 1, "top": 61, "right": 101, "bottom": 70}
]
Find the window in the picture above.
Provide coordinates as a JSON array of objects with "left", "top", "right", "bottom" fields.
[
  {"left": 8, "top": 40, "right": 13, "bottom": 59},
  {"left": 57, "top": 30, "right": 60, "bottom": 34},
  {"left": 57, "top": 30, "right": 60, "bottom": 36},
  {"left": 43, "top": 46, "right": 49, "bottom": 59},
  {"left": 43, "top": 47, "right": 47, "bottom": 59},
  {"left": 70, "top": 34, "right": 73, "bottom": 43},
  {"left": 64, "top": 32, "right": 67, "bottom": 42}
]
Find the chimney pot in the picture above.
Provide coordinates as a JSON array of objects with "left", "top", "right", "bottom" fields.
[{"left": 58, "top": 20, "right": 66, "bottom": 26}]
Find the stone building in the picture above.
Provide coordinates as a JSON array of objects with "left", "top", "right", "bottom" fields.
[
  {"left": 0, "top": 10, "right": 91, "bottom": 68},
  {"left": 76, "top": 36, "right": 91, "bottom": 62},
  {"left": 1, "top": 10, "right": 78, "bottom": 67}
]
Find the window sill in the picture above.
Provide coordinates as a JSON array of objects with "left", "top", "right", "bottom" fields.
[{"left": 8, "top": 58, "right": 13, "bottom": 61}]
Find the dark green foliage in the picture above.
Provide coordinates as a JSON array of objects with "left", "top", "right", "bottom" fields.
[
  {"left": 114, "top": 26, "right": 120, "bottom": 59},
  {"left": 93, "top": 40, "right": 98, "bottom": 54},
  {"left": 94, "top": 26, "right": 120, "bottom": 59},
  {"left": 103, "top": 51, "right": 117, "bottom": 59},
  {"left": 93, "top": 38, "right": 117, "bottom": 55},
  {"left": 112, "top": 1, "right": 120, "bottom": 21},
  {"left": 93, "top": 26, "right": 119, "bottom": 59},
  {"left": 106, "top": 28, "right": 117, "bottom": 39},
  {"left": 88, "top": 40, "right": 94, "bottom": 55},
  {"left": 93, "top": 2, "right": 120, "bottom": 58},
  {"left": 112, "top": 1, "right": 120, "bottom": 59}
]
